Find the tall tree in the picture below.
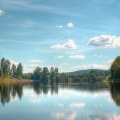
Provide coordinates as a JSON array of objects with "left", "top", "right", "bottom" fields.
[
  {"left": 42, "top": 67, "right": 49, "bottom": 84},
  {"left": 55, "top": 68, "right": 58, "bottom": 74},
  {"left": 50, "top": 67, "right": 55, "bottom": 80},
  {"left": 5, "top": 60, "right": 11, "bottom": 75},
  {"left": 11, "top": 64, "right": 17, "bottom": 76},
  {"left": 110, "top": 56, "right": 120, "bottom": 79},
  {"left": 1, "top": 58, "right": 6, "bottom": 75},
  {"left": 0, "top": 58, "right": 11, "bottom": 76},
  {"left": 16, "top": 63, "right": 23, "bottom": 77},
  {"left": 33, "top": 67, "right": 42, "bottom": 80}
]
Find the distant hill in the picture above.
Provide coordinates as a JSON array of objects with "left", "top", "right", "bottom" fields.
[{"left": 67, "top": 69, "right": 110, "bottom": 75}]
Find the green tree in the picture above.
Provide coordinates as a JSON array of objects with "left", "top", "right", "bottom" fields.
[
  {"left": 110, "top": 56, "right": 120, "bottom": 79},
  {"left": 55, "top": 68, "right": 58, "bottom": 74},
  {"left": 0, "top": 58, "right": 11, "bottom": 76},
  {"left": 50, "top": 67, "right": 55, "bottom": 80},
  {"left": 33, "top": 67, "right": 42, "bottom": 80},
  {"left": 5, "top": 60, "right": 11, "bottom": 75},
  {"left": 55, "top": 68, "right": 59, "bottom": 83},
  {"left": 11, "top": 64, "right": 17, "bottom": 76},
  {"left": 1, "top": 58, "right": 6, "bottom": 75},
  {"left": 16, "top": 63, "right": 23, "bottom": 77},
  {"left": 42, "top": 67, "right": 49, "bottom": 84}
]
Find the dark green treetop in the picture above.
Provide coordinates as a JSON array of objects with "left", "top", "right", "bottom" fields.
[{"left": 110, "top": 56, "right": 120, "bottom": 79}]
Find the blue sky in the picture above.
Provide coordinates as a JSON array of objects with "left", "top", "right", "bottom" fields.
[{"left": 0, "top": 0, "right": 120, "bottom": 73}]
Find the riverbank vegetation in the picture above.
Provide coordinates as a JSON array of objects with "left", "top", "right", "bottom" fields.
[
  {"left": 110, "top": 56, "right": 120, "bottom": 80},
  {"left": 0, "top": 57, "right": 59, "bottom": 84},
  {"left": 104, "top": 56, "right": 120, "bottom": 82},
  {"left": 2, "top": 56, "right": 120, "bottom": 84}
]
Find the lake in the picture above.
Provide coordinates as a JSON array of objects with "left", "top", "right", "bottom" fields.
[{"left": 0, "top": 82, "right": 120, "bottom": 120}]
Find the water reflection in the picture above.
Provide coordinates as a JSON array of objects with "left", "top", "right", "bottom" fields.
[
  {"left": 33, "top": 83, "right": 58, "bottom": 95},
  {"left": 0, "top": 82, "right": 120, "bottom": 120},
  {"left": 0, "top": 82, "right": 120, "bottom": 107},
  {"left": 52, "top": 111, "right": 77, "bottom": 120},
  {"left": 110, "top": 82, "right": 120, "bottom": 106},
  {"left": 0, "top": 84, "right": 23, "bottom": 105},
  {"left": 0, "top": 83, "right": 59, "bottom": 105}
]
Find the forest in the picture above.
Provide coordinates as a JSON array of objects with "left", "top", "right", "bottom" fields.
[
  {"left": 1, "top": 56, "right": 120, "bottom": 83},
  {"left": 0, "top": 82, "right": 120, "bottom": 106},
  {"left": 0, "top": 57, "right": 23, "bottom": 78},
  {"left": 110, "top": 56, "right": 120, "bottom": 80},
  {"left": 0, "top": 57, "right": 59, "bottom": 84},
  {"left": 59, "top": 70, "right": 110, "bottom": 83}
]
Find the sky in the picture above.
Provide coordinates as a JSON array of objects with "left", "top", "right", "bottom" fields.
[{"left": 0, "top": 0, "right": 120, "bottom": 73}]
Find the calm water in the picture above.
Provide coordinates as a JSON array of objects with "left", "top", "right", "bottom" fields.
[{"left": 0, "top": 82, "right": 120, "bottom": 120}]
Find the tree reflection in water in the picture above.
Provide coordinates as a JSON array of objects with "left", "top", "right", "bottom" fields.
[
  {"left": 1, "top": 82, "right": 120, "bottom": 107},
  {"left": 110, "top": 82, "right": 120, "bottom": 106},
  {"left": 0, "top": 82, "right": 59, "bottom": 105},
  {"left": 0, "top": 84, "right": 23, "bottom": 105},
  {"left": 33, "top": 82, "right": 58, "bottom": 95}
]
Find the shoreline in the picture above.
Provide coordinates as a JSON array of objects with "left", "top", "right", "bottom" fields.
[{"left": 0, "top": 79, "right": 34, "bottom": 85}]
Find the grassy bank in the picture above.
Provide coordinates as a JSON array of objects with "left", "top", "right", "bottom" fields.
[
  {"left": 103, "top": 75, "right": 111, "bottom": 83},
  {"left": 0, "top": 76, "right": 34, "bottom": 85},
  {"left": 103, "top": 75, "right": 120, "bottom": 83}
]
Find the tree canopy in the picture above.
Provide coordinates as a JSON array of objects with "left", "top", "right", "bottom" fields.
[
  {"left": 0, "top": 56, "right": 110, "bottom": 84},
  {"left": 0, "top": 57, "right": 23, "bottom": 78},
  {"left": 110, "top": 56, "right": 120, "bottom": 79}
]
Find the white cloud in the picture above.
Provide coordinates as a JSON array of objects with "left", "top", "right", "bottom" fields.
[
  {"left": 58, "top": 66, "right": 63, "bottom": 69},
  {"left": 107, "top": 59, "right": 114, "bottom": 65},
  {"left": 0, "top": 9, "right": 5, "bottom": 16},
  {"left": 10, "top": 60, "right": 18, "bottom": 66},
  {"left": 57, "top": 55, "right": 64, "bottom": 59},
  {"left": 69, "top": 55, "right": 85, "bottom": 60},
  {"left": 52, "top": 112, "right": 76, "bottom": 120},
  {"left": 70, "top": 63, "right": 110, "bottom": 71},
  {"left": 70, "top": 102, "right": 85, "bottom": 108},
  {"left": 89, "top": 64, "right": 109, "bottom": 69},
  {"left": 59, "top": 69, "right": 69, "bottom": 73},
  {"left": 51, "top": 39, "right": 77, "bottom": 50},
  {"left": 28, "top": 60, "right": 44, "bottom": 63},
  {"left": 56, "top": 25, "right": 63, "bottom": 28},
  {"left": 29, "top": 64, "right": 39, "bottom": 67},
  {"left": 88, "top": 35, "right": 120, "bottom": 48},
  {"left": 23, "top": 68, "right": 34, "bottom": 73},
  {"left": 67, "top": 22, "right": 74, "bottom": 28},
  {"left": 70, "top": 65, "right": 88, "bottom": 70},
  {"left": 46, "top": 65, "right": 55, "bottom": 70}
]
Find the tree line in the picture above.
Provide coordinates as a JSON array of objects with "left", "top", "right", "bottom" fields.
[
  {"left": 0, "top": 57, "right": 23, "bottom": 78},
  {"left": 58, "top": 69, "right": 110, "bottom": 83},
  {"left": 23, "top": 66, "right": 59, "bottom": 84},
  {"left": 0, "top": 57, "right": 113, "bottom": 84},
  {"left": 0, "top": 57, "right": 59, "bottom": 84},
  {"left": 110, "top": 56, "right": 120, "bottom": 80},
  {"left": 1, "top": 81, "right": 120, "bottom": 106}
]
